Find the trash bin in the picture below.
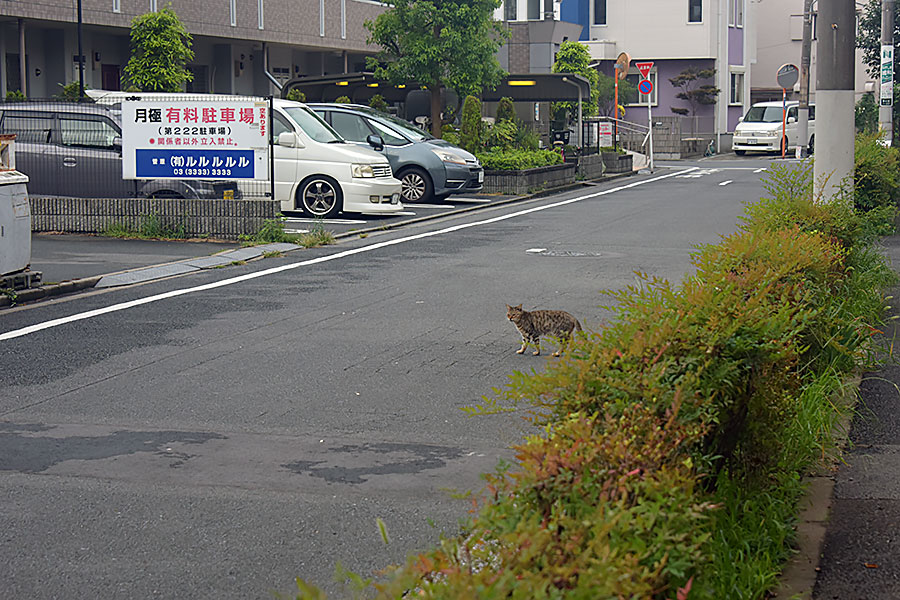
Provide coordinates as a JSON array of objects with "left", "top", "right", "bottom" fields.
[{"left": 0, "top": 134, "right": 31, "bottom": 277}]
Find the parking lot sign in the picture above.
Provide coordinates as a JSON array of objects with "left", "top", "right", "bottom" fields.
[{"left": 121, "top": 99, "right": 270, "bottom": 180}]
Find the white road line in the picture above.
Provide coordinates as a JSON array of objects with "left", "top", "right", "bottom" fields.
[
  {"left": 719, "top": 180, "right": 733, "bottom": 186},
  {"left": 0, "top": 168, "right": 698, "bottom": 341},
  {"left": 405, "top": 204, "right": 456, "bottom": 209},
  {"left": 285, "top": 218, "right": 367, "bottom": 225},
  {"left": 450, "top": 197, "right": 492, "bottom": 204},
  {"left": 754, "top": 168, "right": 767, "bottom": 173}
]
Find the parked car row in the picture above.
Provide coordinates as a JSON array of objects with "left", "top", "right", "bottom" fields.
[{"left": 0, "top": 92, "right": 483, "bottom": 219}]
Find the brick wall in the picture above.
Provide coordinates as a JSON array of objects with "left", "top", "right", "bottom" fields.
[{"left": 29, "top": 196, "right": 280, "bottom": 239}]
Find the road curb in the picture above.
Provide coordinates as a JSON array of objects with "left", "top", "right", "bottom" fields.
[
  {"left": 0, "top": 276, "right": 101, "bottom": 308},
  {"left": 772, "top": 375, "right": 859, "bottom": 599}
]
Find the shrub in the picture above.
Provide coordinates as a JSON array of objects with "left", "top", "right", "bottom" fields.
[
  {"left": 285, "top": 88, "right": 306, "bottom": 103},
  {"left": 459, "top": 95, "right": 484, "bottom": 154},
  {"left": 854, "top": 132, "right": 900, "bottom": 212},
  {"left": 475, "top": 148, "right": 563, "bottom": 170},
  {"left": 335, "top": 95, "right": 351, "bottom": 104},
  {"left": 855, "top": 91, "right": 878, "bottom": 134},
  {"left": 495, "top": 96, "right": 516, "bottom": 123},
  {"left": 368, "top": 94, "right": 388, "bottom": 112},
  {"left": 5, "top": 90, "right": 24, "bottom": 101}
]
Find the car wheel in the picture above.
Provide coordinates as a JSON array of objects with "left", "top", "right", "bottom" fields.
[
  {"left": 398, "top": 167, "right": 433, "bottom": 203},
  {"left": 808, "top": 135, "right": 814, "bottom": 155},
  {"left": 298, "top": 176, "right": 342, "bottom": 218},
  {"left": 734, "top": 149, "right": 746, "bottom": 156}
]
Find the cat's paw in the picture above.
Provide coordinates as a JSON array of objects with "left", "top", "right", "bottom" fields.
[
  {"left": 532, "top": 350, "right": 541, "bottom": 356},
  {"left": 515, "top": 348, "right": 526, "bottom": 354}
]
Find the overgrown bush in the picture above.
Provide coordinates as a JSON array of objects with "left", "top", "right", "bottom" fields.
[
  {"left": 854, "top": 132, "right": 900, "bottom": 212},
  {"left": 368, "top": 94, "right": 388, "bottom": 113},
  {"left": 335, "top": 95, "right": 351, "bottom": 104}
]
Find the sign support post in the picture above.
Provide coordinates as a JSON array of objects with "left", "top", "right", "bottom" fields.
[
  {"left": 776, "top": 63, "right": 800, "bottom": 159},
  {"left": 635, "top": 61, "right": 654, "bottom": 172}
]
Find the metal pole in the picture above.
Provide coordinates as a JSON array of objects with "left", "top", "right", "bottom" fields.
[
  {"left": 614, "top": 74, "right": 619, "bottom": 150},
  {"left": 814, "top": 0, "right": 856, "bottom": 202},
  {"left": 798, "top": 0, "right": 814, "bottom": 157},
  {"left": 880, "top": 0, "right": 895, "bottom": 145},
  {"left": 648, "top": 99, "right": 654, "bottom": 173},
  {"left": 77, "top": 0, "right": 85, "bottom": 99},
  {"left": 782, "top": 87, "right": 787, "bottom": 159}
]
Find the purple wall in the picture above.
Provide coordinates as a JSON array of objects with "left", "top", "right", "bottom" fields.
[{"left": 728, "top": 27, "right": 744, "bottom": 66}]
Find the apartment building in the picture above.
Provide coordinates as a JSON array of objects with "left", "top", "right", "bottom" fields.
[
  {"left": 0, "top": 0, "right": 388, "bottom": 98},
  {"left": 751, "top": 0, "right": 873, "bottom": 104}
]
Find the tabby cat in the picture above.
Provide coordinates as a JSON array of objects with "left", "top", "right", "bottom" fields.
[{"left": 506, "top": 304, "right": 582, "bottom": 357}]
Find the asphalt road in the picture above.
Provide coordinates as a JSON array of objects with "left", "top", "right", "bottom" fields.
[{"left": 1, "top": 158, "right": 771, "bottom": 598}]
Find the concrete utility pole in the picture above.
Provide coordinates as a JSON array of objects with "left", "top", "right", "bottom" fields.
[
  {"left": 814, "top": 0, "right": 856, "bottom": 201},
  {"left": 880, "top": 0, "right": 895, "bottom": 144},
  {"left": 799, "top": 0, "right": 815, "bottom": 158}
]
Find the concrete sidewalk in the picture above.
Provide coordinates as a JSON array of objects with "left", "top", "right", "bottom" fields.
[{"left": 811, "top": 234, "right": 900, "bottom": 599}]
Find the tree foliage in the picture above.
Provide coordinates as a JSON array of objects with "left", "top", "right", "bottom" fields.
[
  {"left": 551, "top": 41, "right": 600, "bottom": 123},
  {"left": 856, "top": 92, "right": 878, "bottom": 134},
  {"left": 365, "top": 0, "right": 507, "bottom": 138},
  {"left": 595, "top": 70, "right": 637, "bottom": 116},
  {"left": 857, "top": 0, "right": 900, "bottom": 80},
  {"left": 669, "top": 67, "right": 719, "bottom": 116},
  {"left": 123, "top": 6, "right": 194, "bottom": 92}
]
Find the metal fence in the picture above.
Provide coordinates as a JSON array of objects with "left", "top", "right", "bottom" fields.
[{"left": 0, "top": 95, "right": 274, "bottom": 201}]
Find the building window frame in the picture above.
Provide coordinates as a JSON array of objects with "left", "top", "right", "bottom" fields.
[
  {"left": 258, "top": 0, "right": 264, "bottom": 29},
  {"left": 594, "top": 0, "right": 607, "bottom": 25},
  {"left": 150, "top": 0, "right": 157, "bottom": 12},
  {"left": 735, "top": 0, "right": 743, "bottom": 27},
  {"left": 730, "top": 70, "right": 745, "bottom": 105},
  {"left": 320, "top": 0, "right": 326, "bottom": 36},
  {"left": 626, "top": 69, "right": 658, "bottom": 107},
  {"left": 230, "top": 0, "right": 236, "bottom": 27},
  {"left": 113, "top": 0, "right": 121, "bottom": 13},
  {"left": 505, "top": 0, "right": 518, "bottom": 21},
  {"left": 688, "top": 0, "right": 702, "bottom": 23},
  {"left": 527, "top": 0, "right": 540, "bottom": 21}
]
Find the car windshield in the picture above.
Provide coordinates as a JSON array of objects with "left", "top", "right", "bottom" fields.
[
  {"left": 358, "top": 107, "right": 433, "bottom": 141},
  {"left": 282, "top": 105, "right": 344, "bottom": 143},
  {"left": 742, "top": 106, "right": 786, "bottom": 123}
]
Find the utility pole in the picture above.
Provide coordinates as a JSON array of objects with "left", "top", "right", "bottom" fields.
[
  {"left": 880, "top": 0, "right": 895, "bottom": 144},
  {"left": 814, "top": 0, "right": 856, "bottom": 201},
  {"left": 798, "top": 0, "right": 814, "bottom": 158},
  {"left": 77, "top": 0, "right": 85, "bottom": 100}
]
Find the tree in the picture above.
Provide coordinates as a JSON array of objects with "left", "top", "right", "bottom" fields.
[
  {"left": 365, "top": 0, "right": 507, "bottom": 138},
  {"left": 595, "top": 71, "right": 637, "bottom": 117},
  {"left": 123, "top": 6, "right": 194, "bottom": 92},
  {"left": 551, "top": 41, "right": 600, "bottom": 125},
  {"left": 669, "top": 67, "right": 719, "bottom": 116},
  {"left": 856, "top": 91, "right": 878, "bottom": 133},
  {"left": 857, "top": 0, "right": 900, "bottom": 138}
]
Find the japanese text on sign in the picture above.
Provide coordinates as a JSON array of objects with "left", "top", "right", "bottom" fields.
[{"left": 121, "top": 99, "right": 270, "bottom": 180}]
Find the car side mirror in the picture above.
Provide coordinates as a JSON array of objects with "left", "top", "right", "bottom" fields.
[
  {"left": 278, "top": 131, "right": 302, "bottom": 148},
  {"left": 787, "top": 116, "right": 797, "bottom": 124},
  {"left": 738, "top": 116, "right": 744, "bottom": 122},
  {"left": 367, "top": 134, "right": 384, "bottom": 151},
  {"left": 112, "top": 136, "right": 122, "bottom": 149}
]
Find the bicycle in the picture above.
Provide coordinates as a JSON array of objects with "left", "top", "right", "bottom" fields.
[{"left": 704, "top": 138, "right": 716, "bottom": 157}]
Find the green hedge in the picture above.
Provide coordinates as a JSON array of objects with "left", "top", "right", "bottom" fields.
[
  {"left": 293, "top": 136, "right": 898, "bottom": 599},
  {"left": 476, "top": 148, "right": 564, "bottom": 171}
]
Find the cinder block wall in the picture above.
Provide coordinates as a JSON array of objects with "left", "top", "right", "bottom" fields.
[{"left": 29, "top": 197, "right": 279, "bottom": 240}]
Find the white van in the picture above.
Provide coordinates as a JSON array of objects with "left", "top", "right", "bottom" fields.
[
  {"left": 88, "top": 91, "right": 403, "bottom": 218},
  {"left": 731, "top": 101, "right": 815, "bottom": 156}
]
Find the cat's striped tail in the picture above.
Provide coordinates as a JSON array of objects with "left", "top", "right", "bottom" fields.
[{"left": 575, "top": 320, "right": 582, "bottom": 332}]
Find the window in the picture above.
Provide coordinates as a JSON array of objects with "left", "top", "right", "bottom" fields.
[
  {"left": 505, "top": 0, "right": 517, "bottom": 21},
  {"left": 366, "top": 118, "right": 409, "bottom": 146},
  {"left": 273, "top": 113, "right": 293, "bottom": 138},
  {"left": 730, "top": 72, "right": 744, "bottom": 105},
  {"left": 258, "top": 0, "right": 264, "bottom": 29},
  {"left": 809, "top": 105, "right": 815, "bottom": 120},
  {"left": 150, "top": 0, "right": 157, "bottom": 11},
  {"left": 735, "top": 0, "right": 743, "bottom": 26},
  {"left": 230, "top": 0, "right": 236, "bottom": 26},
  {"left": 320, "top": 0, "right": 325, "bottom": 35},
  {"left": 113, "top": 0, "right": 121, "bottom": 13},
  {"left": 625, "top": 70, "right": 657, "bottom": 106},
  {"left": 688, "top": 0, "right": 702, "bottom": 23},
  {"left": 186, "top": 65, "right": 209, "bottom": 93},
  {"left": 0, "top": 114, "right": 53, "bottom": 143},
  {"left": 330, "top": 111, "right": 374, "bottom": 142},
  {"left": 594, "top": 0, "right": 606, "bottom": 25},
  {"left": 60, "top": 117, "right": 119, "bottom": 149},
  {"left": 527, "top": 0, "right": 540, "bottom": 20}
]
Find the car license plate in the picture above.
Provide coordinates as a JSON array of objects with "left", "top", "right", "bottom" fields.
[
  {"left": 477, "top": 170, "right": 484, "bottom": 183},
  {"left": 745, "top": 139, "right": 757, "bottom": 144}
]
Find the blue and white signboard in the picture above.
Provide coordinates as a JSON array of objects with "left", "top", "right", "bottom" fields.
[{"left": 121, "top": 100, "right": 270, "bottom": 180}]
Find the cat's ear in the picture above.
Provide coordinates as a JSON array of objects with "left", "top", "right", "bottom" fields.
[
  {"left": 506, "top": 304, "right": 511, "bottom": 309},
  {"left": 515, "top": 304, "right": 522, "bottom": 309}
]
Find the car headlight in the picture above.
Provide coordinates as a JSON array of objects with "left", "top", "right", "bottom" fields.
[
  {"left": 351, "top": 163, "right": 375, "bottom": 178},
  {"left": 432, "top": 149, "right": 468, "bottom": 165}
]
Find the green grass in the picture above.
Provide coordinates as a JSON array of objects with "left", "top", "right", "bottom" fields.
[{"left": 102, "top": 213, "right": 188, "bottom": 240}]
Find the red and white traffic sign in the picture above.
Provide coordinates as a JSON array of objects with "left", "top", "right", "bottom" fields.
[
  {"left": 635, "top": 61, "right": 654, "bottom": 79},
  {"left": 638, "top": 79, "right": 653, "bottom": 95}
]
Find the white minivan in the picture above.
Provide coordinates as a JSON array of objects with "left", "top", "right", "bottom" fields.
[
  {"left": 732, "top": 101, "right": 815, "bottom": 156},
  {"left": 88, "top": 91, "right": 403, "bottom": 218}
]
